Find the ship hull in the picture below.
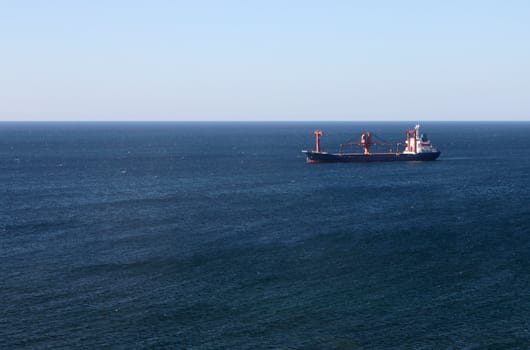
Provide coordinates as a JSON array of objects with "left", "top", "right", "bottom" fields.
[{"left": 303, "top": 151, "right": 440, "bottom": 163}]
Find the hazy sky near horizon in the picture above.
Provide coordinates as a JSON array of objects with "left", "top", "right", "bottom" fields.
[{"left": 1, "top": 1, "right": 529, "bottom": 121}]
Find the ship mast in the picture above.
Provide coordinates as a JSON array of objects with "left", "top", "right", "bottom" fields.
[{"left": 314, "top": 130, "right": 323, "bottom": 153}]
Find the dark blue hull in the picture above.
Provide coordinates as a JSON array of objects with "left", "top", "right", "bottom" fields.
[{"left": 303, "top": 151, "right": 441, "bottom": 163}]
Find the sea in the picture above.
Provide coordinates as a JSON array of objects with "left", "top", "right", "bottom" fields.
[{"left": 1, "top": 122, "right": 530, "bottom": 349}]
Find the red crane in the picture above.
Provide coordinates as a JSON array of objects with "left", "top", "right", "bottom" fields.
[
  {"left": 314, "top": 130, "right": 323, "bottom": 152},
  {"left": 338, "top": 132, "right": 392, "bottom": 154}
]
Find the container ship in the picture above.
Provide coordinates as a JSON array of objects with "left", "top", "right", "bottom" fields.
[{"left": 302, "top": 124, "right": 440, "bottom": 163}]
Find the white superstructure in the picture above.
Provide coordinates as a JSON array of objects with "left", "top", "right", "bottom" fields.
[{"left": 403, "top": 124, "right": 439, "bottom": 154}]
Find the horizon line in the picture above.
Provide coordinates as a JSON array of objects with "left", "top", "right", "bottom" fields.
[{"left": 1, "top": 119, "right": 529, "bottom": 123}]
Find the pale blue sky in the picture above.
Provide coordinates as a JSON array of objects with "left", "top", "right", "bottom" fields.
[{"left": 1, "top": 0, "right": 529, "bottom": 121}]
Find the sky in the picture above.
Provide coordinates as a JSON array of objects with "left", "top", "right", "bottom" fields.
[{"left": 1, "top": 0, "right": 529, "bottom": 121}]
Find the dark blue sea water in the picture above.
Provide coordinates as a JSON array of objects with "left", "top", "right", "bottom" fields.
[{"left": 2, "top": 122, "right": 530, "bottom": 349}]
